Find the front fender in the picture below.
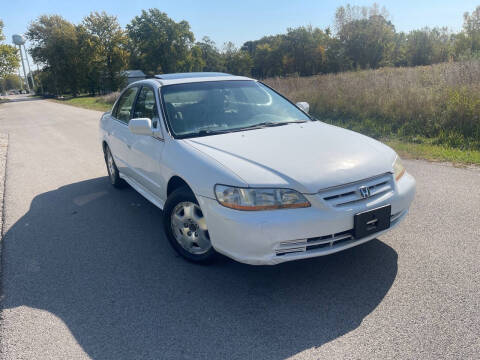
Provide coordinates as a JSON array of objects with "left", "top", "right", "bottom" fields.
[{"left": 162, "top": 139, "right": 247, "bottom": 199}]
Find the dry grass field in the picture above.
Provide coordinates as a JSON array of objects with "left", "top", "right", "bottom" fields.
[{"left": 265, "top": 60, "right": 480, "bottom": 151}]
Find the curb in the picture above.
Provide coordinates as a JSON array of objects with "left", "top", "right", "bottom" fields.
[
  {"left": 0, "top": 134, "right": 8, "bottom": 235},
  {"left": 0, "top": 133, "right": 7, "bottom": 360},
  {"left": 0, "top": 134, "right": 8, "bottom": 293}
]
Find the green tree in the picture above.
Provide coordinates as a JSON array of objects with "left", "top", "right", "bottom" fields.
[
  {"left": 126, "top": 9, "right": 194, "bottom": 74},
  {"left": 34, "top": 68, "right": 57, "bottom": 95},
  {"left": 463, "top": 6, "right": 480, "bottom": 38},
  {"left": 281, "top": 26, "right": 329, "bottom": 75},
  {"left": 405, "top": 28, "right": 452, "bottom": 66},
  {"left": 453, "top": 6, "right": 480, "bottom": 58},
  {"left": 406, "top": 29, "right": 434, "bottom": 66},
  {"left": 242, "top": 35, "right": 284, "bottom": 77},
  {"left": 428, "top": 28, "right": 453, "bottom": 63},
  {"left": 389, "top": 32, "right": 408, "bottom": 67},
  {"left": 335, "top": 4, "right": 395, "bottom": 69},
  {"left": 253, "top": 42, "right": 278, "bottom": 78},
  {"left": 196, "top": 37, "right": 224, "bottom": 72},
  {"left": 222, "top": 42, "right": 252, "bottom": 76},
  {"left": 0, "top": 20, "right": 20, "bottom": 81},
  {"left": 75, "top": 24, "right": 99, "bottom": 94},
  {"left": 83, "top": 12, "right": 129, "bottom": 92},
  {"left": 325, "top": 37, "right": 353, "bottom": 73},
  {"left": 179, "top": 44, "right": 206, "bottom": 72},
  {"left": 0, "top": 74, "right": 22, "bottom": 93},
  {"left": 27, "top": 15, "right": 85, "bottom": 95},
  {"left": 242, "top": 27, "right": 330, "bottom": 78}
]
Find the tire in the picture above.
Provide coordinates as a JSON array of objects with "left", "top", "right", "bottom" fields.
[
  {"left": 103, "top": 145, "right": 126, "bottom": 188},
  {"left": 163, "top": 186, "right": 216, "bottom": 263}
]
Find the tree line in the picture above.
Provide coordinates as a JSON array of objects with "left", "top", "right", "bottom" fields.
[
  {"left": 4, "top": 4, "right": 480, "bottom": 95},
  {"left": 244, "top": 4, "right": 480, "bottom": 77},
  {"left": 0, "top": 20, "right": 20, "bottom": 94}
]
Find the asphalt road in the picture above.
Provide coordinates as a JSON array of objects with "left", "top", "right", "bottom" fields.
[{"left": 0, "top": 97, "right": 479, "bottom": 360}]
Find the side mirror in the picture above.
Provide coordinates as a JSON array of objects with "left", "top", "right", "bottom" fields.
[
  {"left": 129, "top": 118, "right": 153, "bottom": 136},
  {"left": 296, "top": 101, "right": 310, "bottom": 114}
]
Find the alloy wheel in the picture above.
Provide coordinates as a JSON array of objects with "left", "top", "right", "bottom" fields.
[
  {"left": 106, "top": 149, "right": 116, "bottom": 182},
  {"left": 170, "top": 201, "right": 211, "bottom": 255}
]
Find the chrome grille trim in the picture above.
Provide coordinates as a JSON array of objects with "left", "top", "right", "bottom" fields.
[
  {"left": 275, "top": 208, "right": 407, "bottom": 257},
  {"left": 275, "top": 230, "right": 354, "bottom": 256},
  {"left": 275, "top": 247, "right": 306, "bottom": 255},
  {"left": 306, "top": 233, "right": 352, "bottom": 247},
  {"left": 318, "top": 173, "right": 394, "bottom": 207}
]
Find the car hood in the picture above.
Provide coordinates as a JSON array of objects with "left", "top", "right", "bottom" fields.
[{"left": 184, "top": 121, "right": 396, "bottom": 193}]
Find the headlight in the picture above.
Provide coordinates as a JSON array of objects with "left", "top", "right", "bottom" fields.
[
  {"left": 393, "top": 156, "right": 406, "bottom": 181},
  {"left": 214, "top": 185, "right": 311, "bottom": 211}
]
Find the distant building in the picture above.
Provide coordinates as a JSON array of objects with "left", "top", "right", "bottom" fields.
[{"left": 124, "top": 70, "right": 146, "bottom": 84}]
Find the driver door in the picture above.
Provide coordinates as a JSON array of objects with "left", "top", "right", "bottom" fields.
[
  {"left": 108, "top": 86, "right": 139, "bottom": 177},
  {"left": 128, "top": 85, "right": 165, "bottom": 196}
]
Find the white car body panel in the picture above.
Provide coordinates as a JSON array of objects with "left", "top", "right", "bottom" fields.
[
  {"left": 197, "top": 171, "right": 415, "bottom": 265},
  {"left": 185, "top": 121, "right": 397, "bottom": 193},
  {"left": 99, "top": 74, "right": 416, "bottom": 265},
  {"left": 128, "top": 134, "right": 165, "bottom": 195},
  {"left": 108, "top": 119, "right": 133, "bottom": 176}
]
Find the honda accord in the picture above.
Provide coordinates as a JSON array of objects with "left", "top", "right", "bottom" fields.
[{"left": 99, "top": 72, "right": 415, "bottom": 265}]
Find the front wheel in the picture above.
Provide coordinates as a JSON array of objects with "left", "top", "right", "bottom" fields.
[
  {"left": 104, "top": 145, "right": 126, "bottom": 188},
  {"left": 163, "top": 187, "right": 216, "bottom": 263}
]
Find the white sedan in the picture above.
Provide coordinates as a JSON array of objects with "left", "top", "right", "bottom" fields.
[{"left": 99, "top": 72, "right": 416, "bottom": 265}]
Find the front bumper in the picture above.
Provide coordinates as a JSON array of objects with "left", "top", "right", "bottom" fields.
[{"left": 197, "top": 172, "right": 416, "bottom": 265}]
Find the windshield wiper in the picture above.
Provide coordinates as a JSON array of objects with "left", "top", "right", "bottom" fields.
[
  {"left": 189, "top": 128, "right": 233, "bottom": 137},
  {"left": 265, "top": 120, "right": 308, "bottom": 126},
  {"left": 236, "top": 120, "right": 309, "bottom": 130},
  {"left": 184, "top": 120, "right": 309, "bottom": 138}
]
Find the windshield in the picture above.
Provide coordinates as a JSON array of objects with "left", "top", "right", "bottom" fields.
[{"left": 160, "top": 80, "right": 311, "bottom": 138}]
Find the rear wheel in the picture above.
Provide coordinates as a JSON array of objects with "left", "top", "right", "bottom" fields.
[
  {"left": 163, "top": 187, "right": 216, "bottom": 263},
  {"left": 103, "top": 145, "right": 126, "bottom": 188}
]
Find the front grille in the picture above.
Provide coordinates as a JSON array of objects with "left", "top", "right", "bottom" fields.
[
  {"left": 319, "top": 173, "right": 394, "bottom": 208},
  {"left": 275, "top": 230, "right": 355, "bottom": 256}
]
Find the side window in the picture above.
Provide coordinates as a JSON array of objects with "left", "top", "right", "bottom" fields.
[
  {"left": 133, "top": 87, "right": 159, "bottom": 121},
  {"left": 115, "top": 87, "right": 138, "bottom": 123}
]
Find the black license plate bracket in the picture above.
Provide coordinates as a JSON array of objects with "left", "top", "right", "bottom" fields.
[{"left": 354, "top": 205, "right": 391, "bottom": 239}]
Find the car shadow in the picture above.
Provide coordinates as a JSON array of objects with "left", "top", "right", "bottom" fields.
[{"left": 1, "top": 177, "right": 398, "bottom": 360}]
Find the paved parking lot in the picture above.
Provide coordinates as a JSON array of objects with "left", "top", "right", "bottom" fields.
[{"left": 0, "top": 98, "right": 479, "bottom": 359}]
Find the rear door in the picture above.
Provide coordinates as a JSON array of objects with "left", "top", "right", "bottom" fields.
[
  {"left": 108, "top": 86, "right": 139, "bottom": 177},
  {"left": 128, "top": 85, "right": 165, "bottom": 195}
]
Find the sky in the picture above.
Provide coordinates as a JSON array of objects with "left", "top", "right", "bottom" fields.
[{"left": 1, "top": 0, "right": 478, "bottom": 54}]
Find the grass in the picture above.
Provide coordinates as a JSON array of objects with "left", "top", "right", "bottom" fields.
[
  {"left": 50, "top": 92, "right": 119, "bottom": 112},
  {"left": 51, "top": 97, "right": 111, "bottom": 112},
  {"left": 384, "top": 139, "right": 480, "bottom": 165}
]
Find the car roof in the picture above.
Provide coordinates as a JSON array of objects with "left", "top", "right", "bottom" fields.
[
  {"left": 153, "top": 72, "right": 254, "bottom": 86},
  {"left": 155, "top": 72, "right": 230, "bottom": 80}
]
